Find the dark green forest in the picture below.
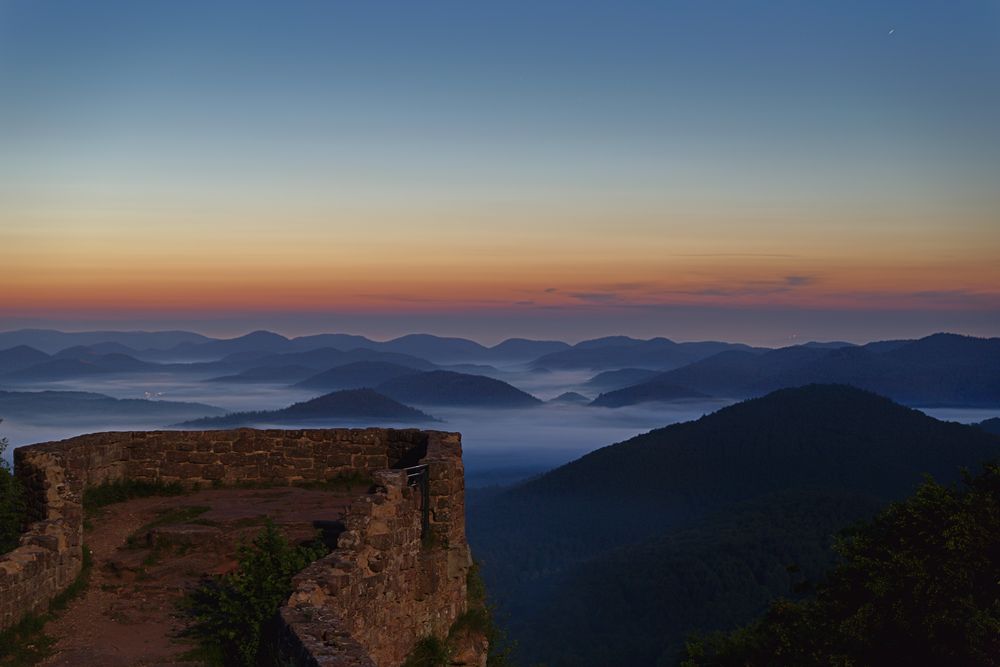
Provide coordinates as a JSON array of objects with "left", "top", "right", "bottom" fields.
[
  {"left": 683, "top": 464, "right": 1000, "bottom": 666},
  {"left": 0, "top": 426, "right": 26, "bottom": 554},
  {"left": 466, "top": 385, "right": 1000, "bottom": 666}
]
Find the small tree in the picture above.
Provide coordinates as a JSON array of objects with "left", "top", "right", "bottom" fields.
[
  {"left": 682, "top": 463, "right": 1000, "bottom": 666},
  {"left": 0, "top": 420, "right": 27, "bottom": 554},
  {"left": 184, "top": 520, "right": 327, "bottom": 666}
]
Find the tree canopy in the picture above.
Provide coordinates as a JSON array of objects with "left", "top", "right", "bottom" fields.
[{"left": 682, "top": 463, "right": 1000, "bottom": 666}]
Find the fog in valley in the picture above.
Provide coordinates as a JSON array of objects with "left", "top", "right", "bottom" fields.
[
  {"left": 5, "top": 365, "right": 999, "bottom": 486},
  {"left": 0, "top": 367, "right": 733, "bottom": 485}
]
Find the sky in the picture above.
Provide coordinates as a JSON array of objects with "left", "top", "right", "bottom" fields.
[{"left": 1, "top": 0, "right": 998, "bottom": 345}]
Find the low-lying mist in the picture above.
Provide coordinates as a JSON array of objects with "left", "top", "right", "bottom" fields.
[
  {"left": 0, "top": 370, "right": 731, "bottom": 483},
  {"left": 3, "top": 370, "right": 998, "bottom": 485}
]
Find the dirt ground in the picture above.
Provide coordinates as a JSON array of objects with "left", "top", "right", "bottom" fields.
[{"left": 38, "top": 486, "right": 360, "bottom": 667}]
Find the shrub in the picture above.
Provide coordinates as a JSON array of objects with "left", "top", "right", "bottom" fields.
[
  {"left": 403, "top": 636, "right": 452, "bottom": 667},
  {"left": 0, "top": 428, "right": 26, "bottom": 554},
  {"left": 183, "top": 521, "right": 328, "bottom": 666},
  {"left": 681, "top": 463, "right": 1000, "bottom": 666}
]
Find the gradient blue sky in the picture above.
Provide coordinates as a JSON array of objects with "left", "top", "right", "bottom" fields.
[{"left": 1, "top": 1, "right": 998, "bottom": 345}]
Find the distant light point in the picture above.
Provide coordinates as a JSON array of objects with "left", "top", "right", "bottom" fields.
[{"left": 888, "top": 28, "right": 895, "bottom": 35}]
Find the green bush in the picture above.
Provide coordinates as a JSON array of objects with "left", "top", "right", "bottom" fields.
[
  {"left": 681, "top": 463, "right": 1000, "bottom": 666},
  {"left": 82, "top": 478, "right": 184, "bottom": 511},
  {"left": 0, "top": 429, "right": 26, "bottom": 554},
  {"left": 403, "top": 636, "right": 452, "bottom": 667},
  {"left": 183, "top": 521, "right": 328, "bottom": 666}
]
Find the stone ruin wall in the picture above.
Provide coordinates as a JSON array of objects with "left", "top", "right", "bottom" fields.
[
  {"left": 1, "top": 428, "right": 479, "bottom": 667},
  {"left": 279, "top": 434, "right": 476, "bottom": 666}
]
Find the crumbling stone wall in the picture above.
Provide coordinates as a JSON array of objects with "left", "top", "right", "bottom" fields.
[
  {"left": 279, "top": 432, "right": 477, "bottom": 667},
  {"left": 1, "top": 428, "right": 478, "bottom": 667},
  {"left": 0, "top": 448, "right": 81, "bottom": 630}
]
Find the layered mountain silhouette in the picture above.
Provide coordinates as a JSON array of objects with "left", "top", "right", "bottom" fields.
[
  {"left": 594, "top": 333, "right": 1000, "bottom": 407},
  {"left": 590, "top": 382, "right": 708, "bottom": 406},
  {"left": 103, "top": 330, "right": 575, "bottom": 364},
  {"left": 977, "top": 417, "right": 1000, "bottom": 436},
  {"left": 583, "top": 367, "right": 660, "bottom": 392},
  {"left": 294, "top": 361, "right": 420, "bottom": 391},
  {"left": 547, "top": 392, "right": 591, "bottom": 405},
  {"left": 220, "top": 347, "right": 436, "bottom": 373},
  {"left": 467, "top": 384, "right": 1000, "bottom": 666},
  {"left": 0, "top": 329, "right": 210, "bottom": 355},
  {"left": 203, "top": 365, "right": 317, "bottom": 384},
  {"left": 176, "top": 388, "right": 435, "bottom": 427},
  {"left": 0, "top": 390, "right": 224, "bottom": 425},
  {"left": 533, "top": 337, "right": 757, "bottom": 371},
  {"left": 2, "top": 351, "right": 161, "bottom": 380},
  {"left": 0, "top": 346, "right": 50, "bottom": 375},
  {"left": 165, "top": 330, "right": 291, "bottom": 359},
  {"left": 485, "top": 338, "right": 570, "bottom": 362},
  {"left": 375, "top": 370, "right": 541, "bottom": 408}
]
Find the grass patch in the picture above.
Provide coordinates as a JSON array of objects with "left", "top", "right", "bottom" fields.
[
  {"left": 175, "top": 642, "right": 225, "bottom": 666},
  {"left": 124, "top": 506, "right": 210, "bottom": 549},
  {"left": 0, "top": 615, "right": 53, "bottom": 667},
  {"left": 0, "top": 433, "right": 27, "bottom": 555},
  {"left": 83, "top": 478, "right": 185, "bottom": 513},
  {"left": 0, "top": 546, "right": 93, "bottom": 666},
  {"left": 222, "top": 516, "right": 269, "bottom": 530}
]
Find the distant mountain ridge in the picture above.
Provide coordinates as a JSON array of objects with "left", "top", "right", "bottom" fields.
[
  {"left": 0, "top": 389, "right": 224, "bottom": 425},
  {"left": 176, "top": 388, "right": 435, "bottom": 427},
  {"left": 294, "top": 361, "right": 420, "bottom": 391},
  {"left": 978, "top": 418, "right": 1000, "bottom": 436},
  {"left": 0, "top": 346, "right": 51, "bottom": 375},
  {"left": 595, "top": 333, "right": 1000, "bottom": 407},
  {"left": 0, "top": 329, "right": 211, "bottom": 354},
  {"left": 467, "top": 384, "right": 1000, "bottom": 666},
  {"left": 533, "top": 337, "right": 759, "bottom": 371},
  {"left": 375, "top": 370, "right": 542, "bottom": 408}
]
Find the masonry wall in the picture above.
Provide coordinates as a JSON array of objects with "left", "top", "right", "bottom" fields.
[
  {"left": 279, "top": 432, "right": 476, "bottom": 667},
  {"left": 1, "top": 428, "right": 477, "bottom": 667},
  {"left": 0, "top": 447, "right": 82, "bottom": 630}
]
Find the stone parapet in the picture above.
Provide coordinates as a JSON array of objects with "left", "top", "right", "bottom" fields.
[{"left": 2, "top": 426, "right": 476, "bottom": 667}]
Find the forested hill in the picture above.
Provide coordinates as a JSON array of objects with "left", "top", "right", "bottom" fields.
[
  {"left": 521, "top": 489, "right": 888, "bottom": 666},
  {"left": 375, "top": 370, "right": 541, "bottom": 408},
  {"left": 523, "top": 384, "right": 998, "bottom": 503},
  {"left": 467, "top": 384, "right": 1000, "bottom": 667},
  {"left": 177, "top": 388, "right": 436, "bottom": 427}
]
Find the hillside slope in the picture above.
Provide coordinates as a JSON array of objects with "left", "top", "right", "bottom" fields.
[
  {"left": 467, "top": 384, "right": 1000, "bottom": 666},
  {"left": 376, "top": 370, "right": 541, "bottom": 408},
  {"left": 177, "top": 388, "right": 436, "bottom": 427}
]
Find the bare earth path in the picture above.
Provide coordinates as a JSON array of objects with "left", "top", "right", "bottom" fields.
[{"left": 39, "top": 486, "right": 359, "bottom": 667}]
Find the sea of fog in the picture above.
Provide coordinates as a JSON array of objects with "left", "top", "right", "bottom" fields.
[
  {"left": 0, "top": 369, "right": 732, "bottom": 485},
  {"left": 2, "top": 369, "right": 998, "bottom": 486}
]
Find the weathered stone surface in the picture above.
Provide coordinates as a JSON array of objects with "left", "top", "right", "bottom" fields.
[
  {"left": 2, "top": 427, "right": 485, "bottom": 667},
  {"left": 280, "top": 432, "right": 476, "bottom": 667}
]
